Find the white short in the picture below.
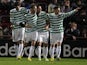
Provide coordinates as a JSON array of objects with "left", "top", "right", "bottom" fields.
[
  {"left": 38, "top": 32, "right": 49, "bottom": 43},
  {"left": 12, "top": 28, "right": 25, "bottom": 42},
  {"left": 50, "top": 32, "right": 64, "bottom": 44},
  {"left": 25, "top": 31, "right": 38, "bottom": 43}
]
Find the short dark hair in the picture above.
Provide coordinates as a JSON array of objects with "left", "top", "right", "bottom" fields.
[
  {"left": 37, "top": 4, "right": 42, "bottom": 8},
  {"left": 30, "top": 4, "right": 37, "bottom": 9},
  {"left": 15, "top": 2, "right": 21, "bottom": 7}
]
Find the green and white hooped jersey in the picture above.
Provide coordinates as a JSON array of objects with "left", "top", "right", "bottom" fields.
[
  {"left": 25, "top": 13, "right": 37, "bottom": 33},
  {"left": 48, "top": 10, "right": 76, "bottom": 33},
  {"left": 37, "top": 11, "right": 48, "bottom": 32},
  {"left": 10, "top": 7, "right": 27, "bottom": 29}
]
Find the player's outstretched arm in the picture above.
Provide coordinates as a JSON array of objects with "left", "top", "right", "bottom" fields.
[
  {"left": 74, "top": 7, "right": 81, "bottom": 12},
  {"left": 63, "top": 7, "right": 81, "bottom": 18}
]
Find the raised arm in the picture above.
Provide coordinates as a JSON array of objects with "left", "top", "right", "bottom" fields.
[{"left": 63, "top": 7, "right": 81, "bottom": 18}]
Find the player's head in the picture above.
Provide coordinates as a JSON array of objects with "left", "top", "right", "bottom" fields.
[
  {"left": 15, "top": 2, "right": 21, "bottom": 7},
  {"left": 15, "top": 2, "right": 21, "bottom": 11},
  {"left": 30, "top": 4, "right": 37, "bottom": 14},
  {"left": 37, "top": 5, "right": 42, "bottom": 13},
  {"left": 53, "top": 6, "right": 61, "bottom": 14}
]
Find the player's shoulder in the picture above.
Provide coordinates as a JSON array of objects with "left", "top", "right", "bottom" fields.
[
  {"left": 10, "top": 8, "right": 16, "bottom": 12},
  {"left": 41, "top": 11, "right": 46, "bottom": 14},
  {"left": 21, "top": 7, "right": 26, "bottom": 10},
  {"left": 25, "top": 11, "right": 31, "bottom": 16},
  {"left": 20, "top": 7, "right": 27, "bottom": 11},
  {"left": 60, "top": 12, "right": 65, "bottom": 14},
  {"left": 25, "top": 12, "right": 36, "bottom": 17},
  {"left": 59, "top": 12, "right": 66, "bottom": 16},
  {"left": 48, "top": 13, "right": 55, "bottom": 16},
  {"left": 40, "top": 11, "right": 47, "bottom": 16}
]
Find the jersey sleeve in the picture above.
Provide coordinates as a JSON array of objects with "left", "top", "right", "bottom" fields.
[
  {"left": 22, "top": 7, "right": 28, "bottom": 14},
  {"left": 62, "top": 10, "right": 76, "bottom": 18},
  {"left": 10, "top": 10, "right": 14, "bottom": 24}
]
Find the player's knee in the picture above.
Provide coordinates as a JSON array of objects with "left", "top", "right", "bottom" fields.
[
  {"left": 57, "top": 42, "right": 62, "bottom": 46},
  {"left": 31, "top": 43, "right": 35, "bottom": 46},
  {"left": 45, "top": 44, "right": 48, "bottom": 47},
  {"left": 31, "top": 40, "right": 36, "bottom": 46},
  {"left": 38, "top": 42, "right": 42, "bottom": 46},
  {"left": 17, "top": 40, "right": 23, "bottom": 44},
  {"left": 43, "top": 43, "right": 48, "bottom": 47},
  {"left": 51, "top": 44, "right": 55, "bottom": 47}
]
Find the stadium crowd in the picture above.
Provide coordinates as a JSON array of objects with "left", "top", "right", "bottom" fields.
[{"left": 0, "top": 0, "right": 87, "bottom": 40}]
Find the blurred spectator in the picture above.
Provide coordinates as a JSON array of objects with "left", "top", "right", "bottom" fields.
[
  {"left": 23, "top": 1, "right": 30, "bottom": 10},
  {"left": 73, "top": 6, "right": 87, "bottom": 38},
  {"left": 0, "top": 26, "right": 3, "bottom": 39},
  {"left": 3, "top": 27, "right": 10, "bottom": 35},
  {"left": 16, "top": 0, "right": 25, "bottom": 7},
  {"left": 27, "top": 0, "right": 36, "bottom": 4},
  {"left": 1, "top": 17, "right": 11, "bottom": 29},
  {"left": 0, "top": 0, "right": 10, "bottom": 10},
  {"left": 81, "top": 10, "right": 87, "bottom": 38},
  {"left": 61, "top": 0, "right": 72, "bottom": 13},
  {"left": 0, "top": 17, "right": 11, "bottom": 39},
  {"left": 71, "top": 0, "right": 85, "bottom": 9},
  {"left": 65, "top": 22, "right": 80, "bottom": 40},
  {"left": 62, "top": 0, "right": 73, "bottom": 29},
  {"left": 35, "top": 0, "right": 48, "bottom": 3},
  {"left": 9, "top": 0, "right": 15, "bottom": 9},
  {"left": 48, "top": 0, "right": 60, "bottom": 13},
  {"left": 82, "top": 29, "right": 87, "bottom": 38}
]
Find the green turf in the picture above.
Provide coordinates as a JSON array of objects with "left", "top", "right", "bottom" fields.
[{"left": 0, "top": 57, "right": 87, "bottom": 65}]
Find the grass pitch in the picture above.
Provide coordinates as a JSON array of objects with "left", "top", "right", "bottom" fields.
[{"left": 0, "top": 57, "right": 87, "bottom": 65}]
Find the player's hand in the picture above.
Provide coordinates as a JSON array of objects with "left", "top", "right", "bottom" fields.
[
  {"left": 25, "top": 24, "right": 32, "bottom": 28},
  {"left": 45, "top": 25, "right": 49, "bottom": 30},
  {"left": 75, "top": 7, "right": 81, "bottom": 12},
  {"left": 10, "top": 25, "right": 14, "bottom": 28},
  {"left": 72, "top": 36, "right": 76, "bottom": 40}
]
